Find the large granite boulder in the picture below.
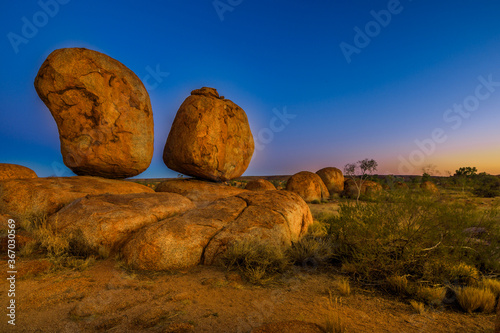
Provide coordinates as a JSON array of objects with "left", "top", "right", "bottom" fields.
[
  {"left": 155, "top": 178, "right": 248, "bottom": 207},
  {"left": 316, "top": 167, "right": 344, "bottom": 194},
  {"left": 0, "top": 176, "right": 153, "bottom": 218},
  {"left": 34, "top": 48, "right": 154, "bottom": 179},
  {"left": 285, "top": 171, "right": 330, "bottom": 202},
  {"left": 0, "top": 163, "right": 37, "bottom": 181},
  {"left": 245, "top": 179, "right": 276, "bottom": 191},
  {"left": 163, "top": 87, "right": 254, "bottom": 182},
  {"left": 48, "top": 193, "right": 194, "bottom": 254},
  {"left": 121, "top": 190, "right": 312, "bottom": 270}
]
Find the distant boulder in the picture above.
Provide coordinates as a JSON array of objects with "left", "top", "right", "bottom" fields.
[
  {"left": 343, "top": 179, "right": 382, "bottom": 198},
  {"left": 421, "top": 181, "right": 439, "bottom": 194},
  {"left": 285, "top": 171, "right": 330, "bottom": 202},
  {"left": 0, "top": 163, "right": 37, "bottom": 181},
  {"left": 316, "top": 167, "right": 344, "bottom": 194},
  {"left": 34, "top": 48, "right": 154, "bottom": 179},
  {"left": 245, "top": 179, "right": 276, "bottom": 191},
  {"left": 163, "top": 87, "right": 254, "bottom": 182}
]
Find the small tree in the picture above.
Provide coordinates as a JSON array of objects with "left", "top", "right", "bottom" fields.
[
  {"left": 473, "top": 173, "right": 500, "bottom": 198},
  {"left": 454, "top": 167, "right": 477, "bottom": 193},
  {"left": 344, "top": 158, "right": 378, "bottom": 204}
]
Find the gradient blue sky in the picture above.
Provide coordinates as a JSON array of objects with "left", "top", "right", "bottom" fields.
[{"left": 1, "top": 0, "right": 499, "bottom": 178}]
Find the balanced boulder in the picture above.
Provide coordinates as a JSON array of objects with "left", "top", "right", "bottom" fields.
[
  {"left": 285, "top": 171, "right": 330, "bottom": 202},
  {"left": 156, "top": 178, "right": 248, "bottom": 207},
  {"left": 0, "top": 163, "right": 37, "bottom": 181},
  {"left": 245, "top": 179, "right": 276, "bottom": 191},
  {"left": 0, "top": 176, "right": 153, "bottom": 218},
  {"left": 48, "top": 193, "right": 194, "bottom": 254},
  {"left": 316, "top": 167, "right": 344, "bottom": 194},
  {"left": 121, "top": 190, "right": 312, "bottom": 270},
  {"left": 163, "top": 87, "right": 254, "bottom": 182},
  {"left": 34, "top": 48, "right": 154, "bottom": 179}
]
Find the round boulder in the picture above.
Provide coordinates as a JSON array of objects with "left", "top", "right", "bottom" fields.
[
  {"left": 163, "top": 87, "right": 254, "bottom": 182},
  {"left": 285, "top": 171, "right": 330, "bottom": 202},
  {"left": 34, "top": 48, "right": 154, "bottom": 179},
  {"left": 421, "top": 181, "right": 439, "bottom": 194},
  {"left": 0, "top": 163, "right": 37, "bottom": 181},
  {"left": 245, "top": 179, "right": 276, "bottom": 191},
  {"left": 343, "top": 179, "right": 382, "bottom": 198},
  {"left": 316, "top": 167, "right": 344, "bottom": 194}
]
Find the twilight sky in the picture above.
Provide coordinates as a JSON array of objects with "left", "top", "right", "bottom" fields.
[{"left": 1, "top": 0, "right": 499, "bottom": 178}]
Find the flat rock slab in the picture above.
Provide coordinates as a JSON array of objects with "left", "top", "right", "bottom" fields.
[
  {"left": 0, "top": 163, "right": 37, "bottom": 181},
  {"left": 122, "top": 190, "right": 313, "bottom": 271},
  {"left": 48, "top": 192, "right": 195, "bottom": 254},
  {"left": 0, "top": 176, "right": 153, "bottom": 218},
  {"left": 155, "top": 178, "right": 248, "bottom": 207}
]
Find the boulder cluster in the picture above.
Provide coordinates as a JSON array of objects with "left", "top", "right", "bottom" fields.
[{"left": 0, "top": 47, "right": 312, "bottom": 271}]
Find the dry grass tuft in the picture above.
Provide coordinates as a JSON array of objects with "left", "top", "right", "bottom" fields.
[
  {"left": 480, "top": 278, "right": 500, "bottom": 297},
  {"left": 387, "top": 275, "right": 409, "bottom": 296},
  {"left": 335, "top": 277, "right": 351, "bottom": 297},
  {"left": 409, "top": 300, "right": 426, "bottom": 314},
  {"left": 415, "top": 286, "right": 445, "bottom": 306},
  {"left": 456, "top": 286, "right": 496, "bottom": 313},
  {"left": 324, "top": 290, "right": 347, "bottom": 333}
]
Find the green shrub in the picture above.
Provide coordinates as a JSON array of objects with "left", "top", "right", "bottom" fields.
[
  {"left": 473, "top": 173, "right": 500, "bottom": 198},
  {"left": 321, "top": 192, "right": 500, "bottom": 286}
]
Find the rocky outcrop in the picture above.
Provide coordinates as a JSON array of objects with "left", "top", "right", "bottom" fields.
[
  {"left": 155, "top": 178, "right": 248, "bottom": 207},
  {"left": 34, "top": 48, "right": 154, "bottom": 179},
  {"left": 316, "top": 167, "right": 344, "bottom": 194},
  {"left": 0, "top": 163, "right": 37, "bottom": 181},
  {"left": 163, "top": 87, "right": 254, "bottom": 182},
  {"left": 121, "top": 190, "right": 312, "bottom": 271},
  {"left": 343, "top": 179, "right": 383, "bottom": 198},
  {"left": 421, "top": 181, "right": 439, "bottom": 194},
  {"left": 285, "top": 171, "right": 330, "bottom": 202},
  {"left": 0, "top": 176, "right": 153, "bottom": 218},
  {"left": 48, "top": 193, "right": 194, "bottom": 254},
  {"left": 245, "top": 179, "right": 276, "bottom": 191}
]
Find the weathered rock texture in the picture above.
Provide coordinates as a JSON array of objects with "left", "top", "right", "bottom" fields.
[
  {"left": 163, "top": 87, "right": 254, "bottom": 181},
  {"left": 34, "top": 48, "right": 154, "bottom": 179},
  {"left": 316, "top": 167, "right": 344, "bottom": 194},
  {"left": 421, "top": 181, "right": 439, "bottom": 194},
  {"left": 245, "top": 179, "right": 276, "bottom": 191},
  {"left": 48, "top": 193, "right": 194, "bottom": 254},
  {"left": 343, "top": 179, "right": 383, "bottom": 198},
  {"left": 122, "top": 190, "right": 312, "bottom": 270},
  {"left": 155, "top": 178, "right": 248, "bottom": 207},
  {"left": 0, "top": 176, "right": 153, "bottom": 218},
  {"left": 0, "top": 163, "right": 37, "bottom": 181},
  {"left": 285, "top": 171, "right": 330, "bottom": 202}
]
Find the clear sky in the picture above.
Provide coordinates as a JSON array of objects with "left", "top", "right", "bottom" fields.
[{"left": 1, "top": 0, "right": 499, "bottom": 178}]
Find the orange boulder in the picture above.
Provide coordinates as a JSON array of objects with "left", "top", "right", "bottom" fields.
[{"left": 34, "top": 48, "right": 154, "bottom": 179}]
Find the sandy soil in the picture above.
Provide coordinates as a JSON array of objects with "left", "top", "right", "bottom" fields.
[{"left": 0, "top": 259, "right": 494, "bottom": 333}]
